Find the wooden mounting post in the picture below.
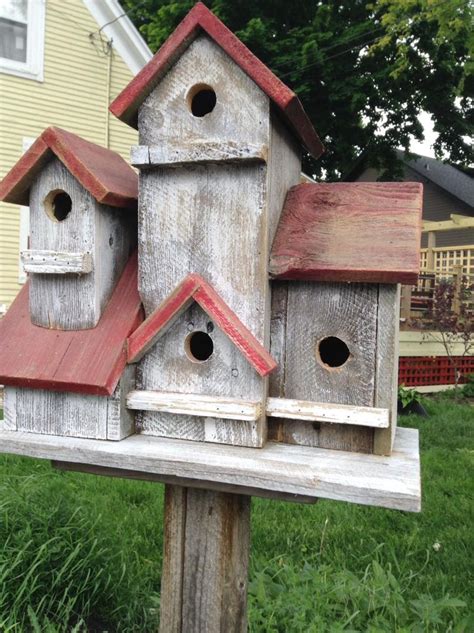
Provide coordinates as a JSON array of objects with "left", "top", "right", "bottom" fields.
[{"left": 160, "top": 484, "right": 251, "bottom": 633}]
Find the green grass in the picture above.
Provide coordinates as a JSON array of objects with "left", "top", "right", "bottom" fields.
[{"left": 0, "top": 396, "right": 472, "bottom": 631}]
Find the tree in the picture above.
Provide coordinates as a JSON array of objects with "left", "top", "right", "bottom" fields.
[
  {"left": 416, "top": 275, "right": 473, "bottom": 395},
  {"left": 122, "top": 0, "right": 473, "bottom": 180}
]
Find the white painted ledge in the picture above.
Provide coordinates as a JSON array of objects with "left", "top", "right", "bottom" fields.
[
  {"left": 0, "top": 427, "right": 421, "bottom": 512},
  {"left": 21, "top": 250, "right": 93, "bottom": 274},
  {"left": 127, "top": 391, "right": 389, "bottom": 428},
  {"left": 127, "top": 391, "right": 261, "bottom": 421}
]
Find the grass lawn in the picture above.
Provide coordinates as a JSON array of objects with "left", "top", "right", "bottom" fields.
[{"left": 0, "top": 396, "right": 472, "bottom": 631}]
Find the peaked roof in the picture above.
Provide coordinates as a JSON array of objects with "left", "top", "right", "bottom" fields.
[
  {"left": 0, "top": 127, "right": 138, "bottom": 208},
  {"left": 398, "top": 150, "right": 474, "bottom": 208},
  {"left": 110, "top": 2, "right": 323, "bottom": 159},
  {"left": 269, "top": 182, "right": 423, "bottom": 284},
  {"left": 0, "top": 253, "right": 143, "bottom": 396},
  {"left": 127, "top": 274, "right": 277, "bottom": 377}
]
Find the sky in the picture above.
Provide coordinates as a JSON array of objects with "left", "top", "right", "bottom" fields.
[{"left": 406, "top": 111, "right": 437, "bottom": 158}]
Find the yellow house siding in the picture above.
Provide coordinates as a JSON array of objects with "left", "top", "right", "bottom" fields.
[{"left": 0, "top": 0, "right": 139, "bottom": 309}]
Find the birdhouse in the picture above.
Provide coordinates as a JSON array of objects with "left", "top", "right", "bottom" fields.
[
  {"left": 0, "top": 4, "right": 422, "bottom": 512},
  {"left": 0, "top": 128, "right": 141, "bottom": 440},
  {"left": 108, "top": 2, "right": 422, "bottom": 454},
  {"left": 0, "top": 127, "right": 138, "bottom": 330}
]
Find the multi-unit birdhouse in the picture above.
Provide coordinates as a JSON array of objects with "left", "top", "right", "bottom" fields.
[{"left": 0, "top": 3, "right": 422, "bottom": 511}]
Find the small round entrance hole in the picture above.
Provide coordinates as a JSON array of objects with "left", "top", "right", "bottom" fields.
[
  {"left": 185, "top": 331, "right": 214, "bottom": 362},
  {"left": 44, "top": 190, "right": 72, "bottom": 222},
  {"left": 317, "top": 336, "right": 350, "bottom": 369},
  {"left": 187, "top": 84, "right": 217, "bottom": 117}
]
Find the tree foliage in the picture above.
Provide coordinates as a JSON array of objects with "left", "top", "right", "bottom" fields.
[{"left": 122, "top": 0, "right": 473, "bottom": 179}]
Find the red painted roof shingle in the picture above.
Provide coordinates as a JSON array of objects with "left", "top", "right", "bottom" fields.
[
  {"left": 0, "top": 253, "right": 143, "bottom": 396},
  {"left": 0, "top": 127, "right": 138, "bottom": 208},
  {"left": 109, "top": 2, "right": 323, "bottom": 158},
  {"left": 269, "top": 182, "right": 423, "bottom": 284}
]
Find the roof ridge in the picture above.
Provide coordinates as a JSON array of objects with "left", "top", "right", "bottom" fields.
[
  {"left": 109, "top": 2, "right": 323, "bottom": 158},
  {"left": 0, "top": 126, "right": 138, "bottom": 208}
]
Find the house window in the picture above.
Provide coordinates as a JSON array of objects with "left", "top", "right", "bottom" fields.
[{"left": 0, "top": 0, "right": 45, "bottom": 81}]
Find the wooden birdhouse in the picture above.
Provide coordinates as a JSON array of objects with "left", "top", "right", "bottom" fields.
[
  {"left": 0, "top": 127, "right": 138, "bottom": 330},
  {"left": 0, "top": 128, "right": 141, "bottom": 440},
  {"left": 0, "top": 3, "right": 422, "bottom": 515}
]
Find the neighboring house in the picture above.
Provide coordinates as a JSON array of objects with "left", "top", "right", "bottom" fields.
[
  {"left": 346, "top": 150, "right": 474, "bottom": 248},
  {"left": 0, "top": 0, "right": 152, "bottom": 313}
]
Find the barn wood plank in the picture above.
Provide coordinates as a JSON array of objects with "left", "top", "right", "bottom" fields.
[
  {"left": 21, "top": 250, "right": 93, "bottom": 274},
  {"left": 0, "top": 428, "right": 421, "bottom": 511},
  {"left": 131, "top": 142, "right": 267, "bottom": 168},
  {"left": 51, "top": 461, "right": 318, "bottom": 504},
  {"left": 374, "top": 285, "right": 401, "bottom": 455},
  {"left": 269, "top": 182, "right": 423, "bottom": 284},
  {"left": 281, "top": 282, "right": 377, "bottom": 452}
]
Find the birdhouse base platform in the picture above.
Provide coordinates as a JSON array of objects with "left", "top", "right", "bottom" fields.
[{"left": 0, "top": 426, "right": 420, "bottom": 512}]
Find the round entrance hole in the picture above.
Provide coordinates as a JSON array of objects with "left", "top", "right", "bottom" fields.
[
  {"left": 317, "top": 336, "right": 350, "bottom": 369},
  {"left": 187, "top": 84, "right": 217, "bottom": 117},
  {"left": 185, "top": 331, "right": 214, "bottom": 362},
  {"left": 44, "top": 190, "right": 72, "bottom": 222}
]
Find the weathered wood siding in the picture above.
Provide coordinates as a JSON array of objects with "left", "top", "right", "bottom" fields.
[
  {"left": 28, "top": 158, "right": 135, "bottom": 329},
  {"left": 4, "top": 371, "right": 135, "bottom": 440},
  {"left": 135, "top": 38, "right": 301, "bottom": 447},
  {"left": 0, "top": 0, "right": 141, "bottom": 311},
  {"left": 269, "top": 281, "right": 383, "bottom": 453}
]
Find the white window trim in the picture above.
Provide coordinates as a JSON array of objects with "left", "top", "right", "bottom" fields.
[{"left": 0, "top": 0, "right": 45, "bottom": 82}]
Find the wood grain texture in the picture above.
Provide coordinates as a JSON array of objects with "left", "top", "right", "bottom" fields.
[
  {"left": 136, "top": 303, "right": 265, "bottom": 448},
  {"left": 137, "top": 35, "right": 270, "bottom": 151},
  {"left": 160, "top": 485, "right": 187, "bottom": 633},
  {"left": 374, "top": 285, "right": 401, "bottom": 455},
  {"left": 21, "top": 249, "right": 93, "bottom": 274},
  {"left": 0, "top": 427, "right": 422, "bottom": 511},
  {"left": 159, "top": 486, "right": 250, "bottom": 633},
  {"left": 266, "top": 398, "right": 389, "bottom": 428},
  {"left": 131, "top": 142, "right": 268, "bottom": 168},
  {"left": 181, "top": 488, "right": 250, "bottom": 632},
  {"left": 128, "top": 273, "right": 277, "bottom": 376},
  {"left": 276, "top": 281, "right": 377, "bottom": 452},
  {"left": 28, "top": 158, "right": 136, "bottom": 329},
  {"left": 0, "top": 126, "right": 138, "bottom": 208},
  {"left": 3, "top": 388, "right": 17, "bottom": 430},
  {"left": 129, "top": 391, "right": 387, "bottom": 427},
  {"left": 127, "top": 391, "right": 262, "bottom": 422},
  {"left": 107, "top": 365, "right": 136, "bottom": 440},
  {"left": 14, "top": 387, "right": 108, "bottom": 439},
  {"left": 110, "top": 3, "right": 323, "bottom": 158},
  {"left": 52, "top": 461, "right": 318, "bottom": 504},
  {"left": 136, "top": 160, "right": 269, "bottom": 447},
  {"left": 0, "top": 253, "right": 143, "bottom": 396},
  {"left": 269, "top": 182, "right": 423, "bottom": 284}
]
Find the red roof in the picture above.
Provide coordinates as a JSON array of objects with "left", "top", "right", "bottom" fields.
[
  {"left": 0, "top": 127, "right": 138, "bottom": 208},
  {"left": 127, "top": 273, "right": 277, "bottom": 377},
  {"left": 109, "top": 2, "right": 323, "bottom": 159},
  {"left": 0, "top": 253, "right": 143, "bottom": 396},
  {"left": 269, "top": 182, "right": 423, "bottom": 284}
]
